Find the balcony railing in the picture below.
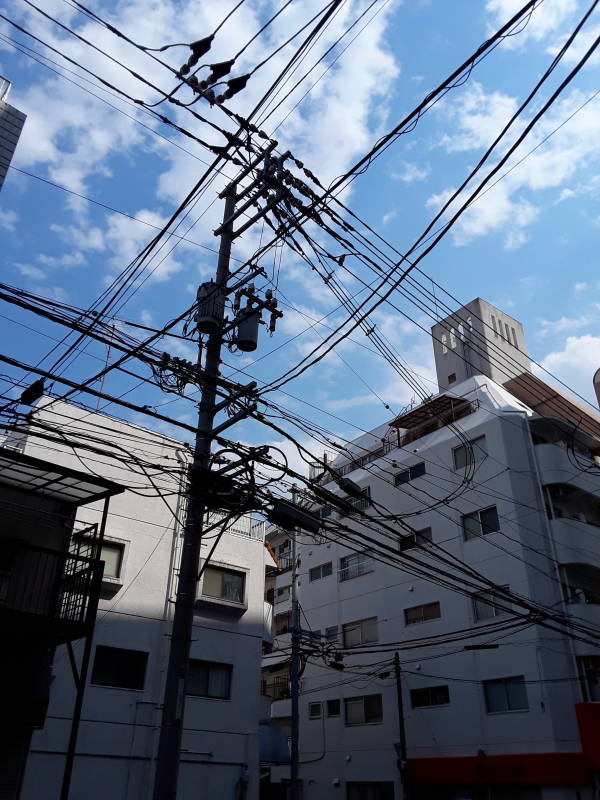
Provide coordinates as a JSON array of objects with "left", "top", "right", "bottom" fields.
[
  {"left": 262, "top": 675, "right": 291, "bottom": 701},
  {"left": 0, "top": 538, "right": 102, "bottom": 642},
  {"left": 339, "top": 556, "right": 374, "bottom": 582}
]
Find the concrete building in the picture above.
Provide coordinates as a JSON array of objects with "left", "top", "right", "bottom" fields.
[
  {"left": 264, "top": 299, "right": 600, "bottom": 800},
  {"left": 0, "top": 77, "right": 26, "bottom": 192},
  {"left": 0, "top": 396, "right": 276, "bottom": 799}
]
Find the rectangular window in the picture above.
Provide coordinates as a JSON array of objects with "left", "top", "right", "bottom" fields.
[
  {"left": 309, "top": 562, "right": 333, "bottom": 582},
  {"left": 187, "top": 659, "right": 232, "bottom": 699},
  {"left": 404, "top": 601, "right": 441, "bottom": 626},
  {"left": 277, "top": 541, "right": 289, "bottom": 555},
  {"left": 202, "top": 565, "right": 245, "bottom": 603},
  {"left": 327, "top": 699, "right": 340, "bottom": 717},
  {"left": 99, "top": 541, "right": 124, "bottom": 579},
  {"left": 276, "top": 586, "right": 291, "bottom": 602},
  {"left": 578, "top": 655, "right": 600, "bottom": 701},
  {"left": 453, "top": 435, "right": 487, "bottom": 470},
  {"left": 91, "top": 645, "right": 148, "bottom": 690},
  {"left": 344, "top": 694, "right": 383, "bottom": 726},
  {"left": 325, "top": 625, "right": 339, "bottom": 642},
  {"left": 410, "top": 685, "right": 450, "bottom": 708},
  {"left": 483, "top": 676, "right": 528, "bottom": 713},
  {"left": 399, "top": 527, "right": 432, "bottom": 552},
  {"left": 511, "top": 327, "right": 518, "bottom": 348},
  {"left": 308, "top": 702, "right": 322, "bottom": 719},
  {"left": 339, "top": 553, "right": 373, "bottom": 581},
  {"left": 347, "top": 783, "right": 394, "bottom": 800},
  {"left": 462, "top": 505, "right": 500, "bottom": 540},
  {"left": 342, "top": 617, "right": 378, "bottom": 648},
  {"left": 473, "top": 587, "right": 510, "bottom": 621},
  {"left": 394, "top": 461, "right": 426, "bottom": 486},
  {"left": 491, "top": 316, "right": 498, "bottom": 338}
]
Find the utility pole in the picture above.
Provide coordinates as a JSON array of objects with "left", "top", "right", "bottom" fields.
[
  {"left": 290, "top": 531, "right": 300, "bottom": 800},
  {"left": 394, "top": 652, "right": 410, "bottom": 800},
  {"left": 153, "top": 144, "right": 284, "bottom": 800}
]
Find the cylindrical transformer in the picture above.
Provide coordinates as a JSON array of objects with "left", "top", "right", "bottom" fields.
[
  {"left": 235, "top": 310, "right": 260, "bottom": 352},
  {"left": 195, "top": 281, "right": 225, "bottom": 335}
]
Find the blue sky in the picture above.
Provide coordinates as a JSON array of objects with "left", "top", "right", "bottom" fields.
[{"left": 1, "top": 0, "right": 599, "bottom": 469}]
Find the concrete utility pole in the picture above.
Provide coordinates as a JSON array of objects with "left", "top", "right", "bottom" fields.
[
  {"left": 290, "top": 531, "right": 300, "bottom": 800},
  {"left": 394, "top": 651, "right": 410, "bottom": 800},
  {"left": 153, "top": 145, "right": 284, "bottom": 799}
]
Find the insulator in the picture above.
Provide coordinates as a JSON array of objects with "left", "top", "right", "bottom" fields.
[
  {"left": 206, "top": 59, "right": 234, "bottom": 84},
  {"left": 234, "top": 310, "right": 260, "bottom": 352},
  {"left": 225, "top": 74, "right": 250, "bottom": 97},
  {"left": 195, "top": 280, "right": 224, "bottom": 335},
  {"left": 189, "top": 35, "right": 214, "bottom": 64}
]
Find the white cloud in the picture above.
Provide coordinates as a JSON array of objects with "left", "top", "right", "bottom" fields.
[
  {"left": 37, "top": 251, "right": 87, "bottom": 269},
  {"left": 14, "top": 263, "right": 45, "bottom": 281},
  {"left": 0, "top": 209, "right": 18, "bottom": 231},
  {"left": 381, "top": 209, "right": 397, "bottom": 226},
  {"left": 538, "top": 315, "right": 593, "bottom": 338},
  {"left": 429, "top": 85, "right": 600, "bottom": 248},
  {"left": 537, "top": 334, "right": 600, "bottom": 405},
  {"left": 392, "top": 162, "right": 430, "bottom": 183},
  {"left": 485, "top": 0, "right": 578, "bottom": 48},
  {"left": 573, "top": 281, "right": 588, "bottom": 294}
]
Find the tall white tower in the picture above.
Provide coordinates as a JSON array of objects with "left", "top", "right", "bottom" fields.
[{"left": 431, "top": 297, "right": 531, "bottom": 392}]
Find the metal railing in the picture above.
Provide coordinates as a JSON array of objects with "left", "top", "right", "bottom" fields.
[
  {"left": 338, "top": 556, "right": 374, "bottom": 582},
  {"left": 206, "top": 512, "right": 265, "bottom": 541},
  {"left": 0, "top": 538, "right": 102, "bottom": 630},
  {"left": 262, "top": 675, "right": 291, "bottom": 701}
]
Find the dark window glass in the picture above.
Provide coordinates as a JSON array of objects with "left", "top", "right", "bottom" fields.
[
  {"left": 308, "top": 702, "right": 321, "bottom": 719},
  {"left": 326, "top": 699, "right": 340, "bottom": 717},
  {"left": 187, "top": 659, "right": 232, "bottom": 699},
  {"left": 91, "top": 645, "right": 147, "bottom": 690},
  {"left": 202, "top": 566, "right": 245, "bottom": 603},
  {"left": 473, "top": 587, "right": 510, "bottom": 621},
  {"left": 483, "top": 676, "right": 528, "bottom": 713},
  {"left": 399, "top": 527, "right": 432, "bottom": 552},
  {"left": 404, "top": 601, "right": 441, "bottom": 625},
  {"left": 344, "top": 693, "right": 383, "bottom": 725},
  {"left": 347, "top": 782, "right": 394, "bottom": 800},
  {"left": 309, "top": 562, "right": 332, "bottom": 582},
  {"left": 394, "top": 462, "right": 426, "bottom": 486},
  {"left": 410, "top": 685, "right": 450, "bottom": 708},
  {"left": 462, "top": 505, "right": 500, "bottom": 540}
]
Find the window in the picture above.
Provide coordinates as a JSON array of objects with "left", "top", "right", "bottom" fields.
[
  {"left": 327, "top": 699, "right": 340, "bottom": 717},
  {"left": 91, "top": 645, "right": 147, "bottom": 690},
  {"left": 578, "top": 656, "right": 600, "bottom": 701},
  {"left": 187, "top": 659, "right": 232, "bottom": 699},
  {"left": 277, "top": 541, "right": 289, "bottom": 555},
  {"left": 339, "top": 553, "right": 373, "bottom": 581},
  {"left": 347, "top": 782, "right": 394, "bottom": 800},
  {"left": 399, "top": 527, "right": 432, "bottom": 552},
  {"left": 99, "top": 541, "right": 124, "bottom": 579},
  {"left": 511, "top": 326, "right": 518, "bottom": 348},
  {"left": 473, "top": 588, "right": 510, "bottom": 621},
  {"left": 202, "top": 565, "right": 245, "bottom": 603},
  {"left": 462, "top": 505, "right": 500, "bottom": 540},
  {"left": 342, "top": 617, "right": 378, "bottom": 648},
  {"left": 453, "top": 435, "right": 487, "bottom": 470},
  {"left": 345, "top": 694, "right": 383, "bottom": 725},
  {"left": 404, "top": 601, "right": 441, "bottom": 626},
  {"left": 441, "top": 333, "right": 448, "bottom": 354},
  {"left": 308, "top": 702, "right": 322, "bottom": 719},
  {"left": 309, "top": 562, "right": 332, "bottom": 582},
  {"left": 276, "top": 586, "right": 290, "bottom": 602},
  {"left": 491, "top": 315, "right": 498, "bottom": 337},
  {"left": 325, "top": 625, "right": 339, "bottom": 642},
  {"left": 448, "top": 373, "right": 456, "bottom": 384},
  {"left": 483, "top": 676, "right": 528, "bottom": 713},
  {"left": 319, "top": 505, "right": 333, "bottom": 519},
  {"left": 339, "top": 487, "right": 371, "bottom": 516},
  {"left": 394, "top": 461, "right": 426, "bottom": 486},
  {"left": 410, "top": 685, "right": 450, "bottom": 708}
]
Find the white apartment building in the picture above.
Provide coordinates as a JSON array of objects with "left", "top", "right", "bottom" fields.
[
  {"left": 264, "top": 299, "right": 600, "bottom": 800},
  {"left": 3, "top": 396, "right": 277, "bottom": 800}
]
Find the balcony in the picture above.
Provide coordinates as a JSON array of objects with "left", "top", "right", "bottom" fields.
[
  {"left": 550, "top": 518, "right": 600, "bottom": 571},
  {"left": 0, "top": 538, "right": 102, "bottom": 645},
  {"left": 534, "top": 442, "right": 600, "bottom": 496},
  {"left": 262, "top": 675, "right": 291, "bottom": 702}
]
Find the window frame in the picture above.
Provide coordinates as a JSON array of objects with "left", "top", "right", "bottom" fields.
[
  {"left": 483, "top": 675, "right": 528, "bottom": 714},
  {"left": 326, "top": 698, "right": 341, "bottom": 717},
  {"left": 309, "top": 561, "right": 333, "bottom": 582},
  {"left": 90, "top": 645, "right": 148, "bottom": 691},
  {"left": 308, "top": 701, "right": 322, "bottom": 719},
  {"left": 410, "top": 684, "right": 450, "bottom": 709},
  {"left": 404, "top": 601, "right": 441, "bottom": 626},
  {"left": 472, "top": 587, "right": 510, "bottom": 622},
  {"left": 344, "top": 693, "right": 383, "bottom": 726},
  {"left": 453, "top": 435, "right": 487, "bottom": 471},
  {"left": 394, "top": 461, "right": 426, "bottom": 486},
  {"left": 342, "top": 617, "right": 378, "bottom": 648},
  {"left": 399, "top": 526, "right": 432, "bottom": 552},
  {"left": 339, "top": 552, "right": 374, "bottom": 581},
  {"left": 462, "top": 505, "right": 500, "bottom": 540},
  {"left": 199, "top": 562, "right": 248, "bottom": 608},
  {"left": 187, "top": 658, "right": 232, "bottom": 700}
]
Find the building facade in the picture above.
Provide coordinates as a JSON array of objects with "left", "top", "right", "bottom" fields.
[
  {"left": 0, "top": 77, "right": 26, "bottom": 192},
  {"left": 264, "top": 300, "right": 600, "bottom": 800},
  {"left": 0, "top": 397, "right": 274, "bottom": 800}
]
